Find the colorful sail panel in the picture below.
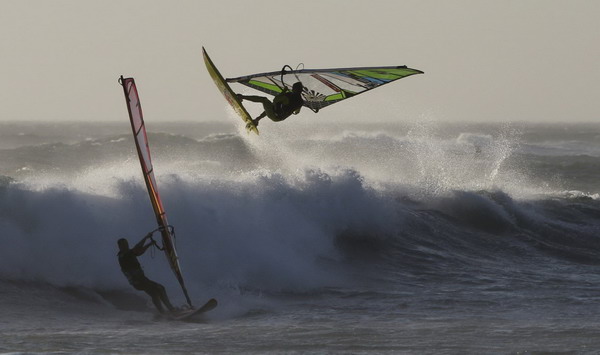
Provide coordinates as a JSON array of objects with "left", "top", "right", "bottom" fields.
[
  {"left": 226, "top": 66, "right": 424, "bottom": 112},
  {"left": 119, "top": 76, "right": 193, "bottom": 307}
]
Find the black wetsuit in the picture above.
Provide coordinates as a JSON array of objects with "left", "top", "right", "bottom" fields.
[
  {"left": 118, "top": 249, "right": 174, "bottom": 313},
  {"left": 273, "top": 92, "right": 304, "bottom": 121}
]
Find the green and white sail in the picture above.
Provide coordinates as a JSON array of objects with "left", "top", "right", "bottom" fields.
[{"left": 226, "top": 66, "right": 424, "bottom": 113}]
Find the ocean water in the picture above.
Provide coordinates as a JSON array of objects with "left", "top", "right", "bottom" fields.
[{"left": 1, "top": 120, "right": 599, "bottom": 354}]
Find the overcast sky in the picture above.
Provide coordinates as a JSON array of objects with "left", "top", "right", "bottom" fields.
[{"left": 0, "top": 0, "right": 598, "bottom": 123}]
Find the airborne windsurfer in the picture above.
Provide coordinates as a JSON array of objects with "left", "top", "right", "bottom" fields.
[
  {"left": 238, "top": 82, "right": 304, "bottom": 127},
  {"left": 117, "top": 234, "right": 176, "bottom": 314}
]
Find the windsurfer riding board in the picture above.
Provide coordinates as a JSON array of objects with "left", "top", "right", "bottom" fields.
[{"left": 117, "top": 233, "right": 177, "bottom": 314}]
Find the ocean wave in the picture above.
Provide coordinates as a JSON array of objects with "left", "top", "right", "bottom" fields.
[
  {"left": 1, "top": 164, "right": 599, "bottom": 297},
  {"left": 1, "top": 122, "right": 599, "bottom": 305}
]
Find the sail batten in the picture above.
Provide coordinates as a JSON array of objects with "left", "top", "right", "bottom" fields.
[{"left": 119, "top": 76, "right": 193, "bottom": 307}]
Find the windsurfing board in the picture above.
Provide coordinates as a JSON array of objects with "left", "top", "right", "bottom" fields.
[
  {"left": 202, "top": 47, "right": 259, "bottom": 135},
  {"left": 168, "top": 298, "right": 218, "bottom": 321}
]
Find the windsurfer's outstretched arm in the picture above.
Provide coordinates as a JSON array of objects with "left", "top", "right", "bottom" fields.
[{"left": 132, "top": 233, "right": 154, "bottom": 256}]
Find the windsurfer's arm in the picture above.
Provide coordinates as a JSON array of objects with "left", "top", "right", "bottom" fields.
[{"left": 132, "top": 233, "right": 154, "bottom": 255}]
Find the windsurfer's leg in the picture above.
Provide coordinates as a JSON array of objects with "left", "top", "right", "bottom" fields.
[
  {"left": 252, "top": 111, "right": 267, "bottom": 126},
  {"left": 141, "top": 278, "right": 174, "bottom": 313},
  {"left": 147, "top": 280, "right": 174, "bottom": 312},
  {"left": 261, "top": 104, "right": 277, "bottom": 120},
  {"left": 238, "top": 95, "right": 269, "bottom": 104},
  {"left": 156, "top": 282, "right": 175, "bottom": 311},
  {"left": 143, "top": 288, "right": 165, "bottom": 313},
  {"left": 239, "top": 95, "right": 277, "bottom": 120}
]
